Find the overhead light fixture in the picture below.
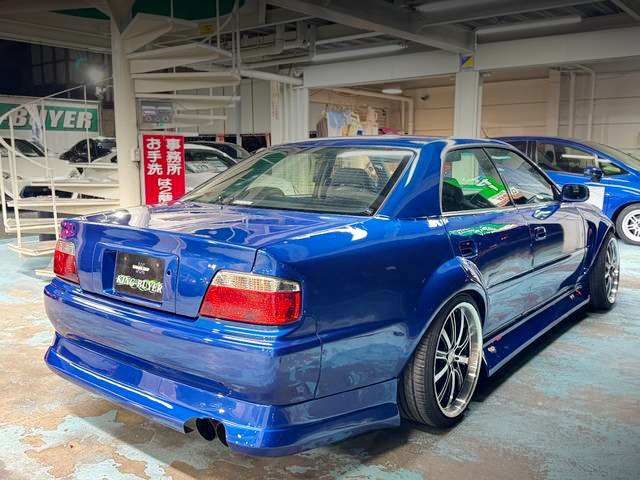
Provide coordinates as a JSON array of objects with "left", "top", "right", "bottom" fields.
[
  {"left": 312, "top": 43, "right": 408, "bottom": 63},
  {"left": 474, "top": 15, "right": 582, "bottom": 36},
  {"left": 381, "top": 86, "right": 403, "bottom": 95}
]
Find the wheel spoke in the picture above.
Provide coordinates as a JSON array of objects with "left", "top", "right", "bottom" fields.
[
  {"left": 437, "top": 368, "right": 452, "bottom": 403},
  {"left": 441, "top": 328, "right": 452, "bottom": 350},
  {"left": 435, "top": 349, "right": 447, "bottom": 361},
  {"left": 434, "top": 363, "right": 449, "bottom": 382},
  {"left": 455, "top": 354, "right": 469, "bottom": 365},
  {"left": 447, "top": 368, "right": 457, "bottom": 406},
  {"left": 456, "top": 311, "right": 466, "bottom": 347}
]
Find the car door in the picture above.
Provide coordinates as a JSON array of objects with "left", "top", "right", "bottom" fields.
[
  {"left": 441, "top": 147, "right": 534, "bottom": 335},
  {"left": 487, "top": 147, "right": 587, "bottom": 309},
  {"left": 533, "top": 140, "right": 608, "bottom": 211}
]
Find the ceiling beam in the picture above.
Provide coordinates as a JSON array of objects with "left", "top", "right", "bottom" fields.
[
  {"left": 611, "top": 0, "right": 640, "bottom": 20},
  {"left": 0, "top": 16, "right": 111, "bottom": 51},
  {"left": 0, "top": 0, "right": 90, "bottom": 14},
  {"left": 266, "top": 0, "right": 473, "bottom": 53},
  {"left": 416, "top": 0, "right": 597, "bottom": 26}
]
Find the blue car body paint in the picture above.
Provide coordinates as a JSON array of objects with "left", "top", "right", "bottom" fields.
[{"left": 44, "top": 136, "right": 613, "bottom": 455}]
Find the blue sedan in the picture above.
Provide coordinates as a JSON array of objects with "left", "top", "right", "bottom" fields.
[
  {"left": 498, "top": 136, "right": 640, "bottom": 245},
  {"left": 44, "top": 137, "right": 618, "bottom": 456}
]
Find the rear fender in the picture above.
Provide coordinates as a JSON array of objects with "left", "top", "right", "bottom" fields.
[{"left": 405, "top": 256, "right": 487, "bottom": 368}]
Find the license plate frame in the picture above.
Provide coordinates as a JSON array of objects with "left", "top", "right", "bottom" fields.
[{"left": 114, "top": 252, "right": 165, "bottom": 302}]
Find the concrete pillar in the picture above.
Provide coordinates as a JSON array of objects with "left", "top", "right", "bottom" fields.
[
  {"left": 546, "top": 69, "right": 561, "bottom": 136},
  {"left": 110, "top": 18, "right": 141, "bottom": 207},
  {"left": 453, "top": 70, "right": 482, "bottom": 137}
]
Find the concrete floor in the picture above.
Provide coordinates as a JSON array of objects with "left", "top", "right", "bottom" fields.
[{"left": 0, "top": 239, "right": 639, "bottom": 480}]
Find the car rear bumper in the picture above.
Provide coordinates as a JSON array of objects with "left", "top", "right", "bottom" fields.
[{"left": 43, "top": 281, "right": 400, "bottom": 455}]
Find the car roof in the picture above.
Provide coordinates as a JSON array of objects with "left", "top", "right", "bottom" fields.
[{"left": 278, "top": 136, "right": 511, "bottom": 149}]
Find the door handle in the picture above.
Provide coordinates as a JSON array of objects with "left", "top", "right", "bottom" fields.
[
  {"left": 533, "top": 226, "right": 547, "bottom": 241},
  {"left": 459, "top": 240, "right": 477, "bottom": 257}
]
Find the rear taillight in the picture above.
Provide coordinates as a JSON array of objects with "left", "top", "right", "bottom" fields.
[
  {"left": 53, "top": 239, "right": 79, "bottom": 284},
  {"left": 200, "top": 271, "right": 301, "bottom": 325}
]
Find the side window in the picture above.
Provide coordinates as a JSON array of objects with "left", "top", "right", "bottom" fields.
[
  {"left": 487, "top": 148, "right": 556, "bottom": 205},
  {"left": 536, "top": 142, "right": 594, "bottom": 174},
  {"left": 506, "top": 141, "right": 528, "bottom": 156},
  {"left": 598, "top": 160, "right": 627, "bottom": 176},
  {"left": 441, "top": 148, "right": 513, "bottom": 213}
]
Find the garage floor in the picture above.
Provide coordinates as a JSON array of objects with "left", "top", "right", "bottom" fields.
[{"left": 1, "top": 239, "right": 639, "bottom": 480}]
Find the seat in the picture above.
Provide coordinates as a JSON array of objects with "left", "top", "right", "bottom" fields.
[
  {"left": 329, "top": 167, "right": 374, "bottom": 192},
  {"left": 442, "top": 181, "right": 465, "bottom": 212}
]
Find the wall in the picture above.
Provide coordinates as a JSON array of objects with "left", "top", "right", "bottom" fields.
[
  {"left": 559, "top": 70, "right": 640, "bottom": 155},
  {"left": 406, "top": 77, "right": 552, "bottom": 138}
]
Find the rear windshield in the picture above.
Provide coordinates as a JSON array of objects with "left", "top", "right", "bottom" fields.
[{"left": 181, "top": 146, "right": 414, "bottom": 215}]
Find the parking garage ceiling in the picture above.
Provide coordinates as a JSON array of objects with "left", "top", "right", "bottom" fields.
[{"left": 0, "top": 0, "right": 638, "bottom": 66}]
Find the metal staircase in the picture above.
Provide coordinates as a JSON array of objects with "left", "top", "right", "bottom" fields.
[{"left": 0, "top": 88, "right": 120, "bottom": 258}]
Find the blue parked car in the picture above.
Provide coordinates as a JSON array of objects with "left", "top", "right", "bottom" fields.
[
  {"left": 498, "top": 136, "right": 640, "bottom": 245},
  {"left": 44, "top": 137, "right": 618, "bottom": 456}
]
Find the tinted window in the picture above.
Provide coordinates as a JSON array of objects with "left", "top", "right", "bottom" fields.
[
  {"left": 506, "top": 141, "right": 528, "bottom": 155},
  {"left": 487, "top": 148, "right": 555, "bottom": 205},
  {"left": 535, "top": 142, "right": 594, "bottom": 174},
  {"left": 441, "top": 148, "right": 513, "bottom": 213},
  {"left": 183, "top": 146, "right": 412, "bottom": 215}
]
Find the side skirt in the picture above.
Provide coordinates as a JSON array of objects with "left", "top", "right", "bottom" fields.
[{"left": 482, "top": 290, "right": 589, "bottom": 375}]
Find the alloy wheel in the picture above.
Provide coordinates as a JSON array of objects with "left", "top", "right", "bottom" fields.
[
  {"left": 621, "top": 210, "right": 640, "bottom": 243},
  {"left": 604, "top": 237, "right": 620, "bottom": 304},
  {"left": 433, "top": 302, "right": 482, "bottom": 418}
]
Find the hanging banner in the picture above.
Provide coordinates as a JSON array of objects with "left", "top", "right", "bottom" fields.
[{"left": 142, "top": 134, "right": 185, "bottom": 205}]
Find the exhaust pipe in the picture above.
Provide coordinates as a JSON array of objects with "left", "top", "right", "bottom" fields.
[
  {"left": 195, "top": 418, "right": 216, "bottom": 441},
  {"left": 215, "top": 421, "right": 228, "bottom": 447},
  {"left": 195, "top": 418, "right": 229, "bottom": 448}
]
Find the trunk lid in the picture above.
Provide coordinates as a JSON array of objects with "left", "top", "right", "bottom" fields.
[{"left": 73, "top": 202, "right": 360, "bottom": 317}]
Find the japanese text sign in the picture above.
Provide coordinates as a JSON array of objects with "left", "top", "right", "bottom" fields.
[{"left": 142, "top": 134, "right": 185, "bottom": 205}]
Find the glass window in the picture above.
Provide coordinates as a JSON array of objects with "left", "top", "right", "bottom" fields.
[
  {"left": 13, "top": 139, "right": 45, "bottom": 157},
  {"left": 487, "top": 148, "right": 556, "bottom": 205},
  {"left": 182, "top": 146, "right": 413, "bottom": 216},
  {"left": 441, "top": 148, "right": 513, "bottom": 213},
  {"left": 535, "top": 142, "right": 594, "bottom": 174},
  {"left": 506, "top": 141, "right": 528, "bottom": 155},
  {"left": 599, "top": 161, "right": 627, "bottom": 176}
]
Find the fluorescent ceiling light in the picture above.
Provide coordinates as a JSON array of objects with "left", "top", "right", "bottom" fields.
[
  {"left": 381, "top": 87, "right": 403, "bottom": 95},
  {"left": 475, "top": 15, "right": 582, "bottom": 35},
  {"left": 312, "top": 43, "right": 407, "bottom": 62}
]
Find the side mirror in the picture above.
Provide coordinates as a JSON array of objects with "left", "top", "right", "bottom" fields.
[
  {"left": 584, "top": 166, "right": 603, "bottom": 182},
  {"left": 562, "top": 184, "right": 590, "bottom": 202}
]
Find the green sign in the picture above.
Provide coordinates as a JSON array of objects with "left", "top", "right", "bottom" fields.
[{"left": 0, "top": 103, "right": 99, "bottom": 132}]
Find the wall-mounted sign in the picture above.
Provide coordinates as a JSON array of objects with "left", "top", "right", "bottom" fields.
[
  {"left": 142, "top": 134, "right": 185, "bottom": 205},
  {"left": 460, "top": 54, "right": 475, "bottom": 71},
  {"left": 139, "top": 101, "right": 173, "bottom": 124}
]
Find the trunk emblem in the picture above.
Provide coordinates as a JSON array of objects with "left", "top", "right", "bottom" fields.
[{"left": 132, "top": 263, "right": 151, "bottom": 274}]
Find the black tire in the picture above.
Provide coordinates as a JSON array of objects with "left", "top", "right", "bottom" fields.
[
  {"left": 398, "top": 293, "right": 483, "bottom": 428},
  {"left": 615, "top": 204, "right": 640, "bottom": 245},
  {"left": 588, "top": 232, "right": 620, "bottom": 311}
]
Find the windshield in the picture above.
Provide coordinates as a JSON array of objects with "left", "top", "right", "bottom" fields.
[
  {"left": 182, "top": 146, "right": 414, "bottom": 215},
  {"left": 584, "top": 141, "right": 640, "bottom": 171},
  {"left": 185, "top": 149, "right": 232, "bottom": 174}
]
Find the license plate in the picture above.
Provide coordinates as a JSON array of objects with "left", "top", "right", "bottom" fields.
[{"left": 114, "top": 252, "right": 164, "bottom": 302}]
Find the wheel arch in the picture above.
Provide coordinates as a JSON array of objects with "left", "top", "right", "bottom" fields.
[
  {"left": 403, "top": 257, "right": 488, "bottom": 373},
  {"left": 611, "top": 200, "right": 640, "bottom": 224}
]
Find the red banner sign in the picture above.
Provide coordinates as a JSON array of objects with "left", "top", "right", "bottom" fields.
[{"left": 142, "top": 134, "right": 185, "bottom": 205}]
